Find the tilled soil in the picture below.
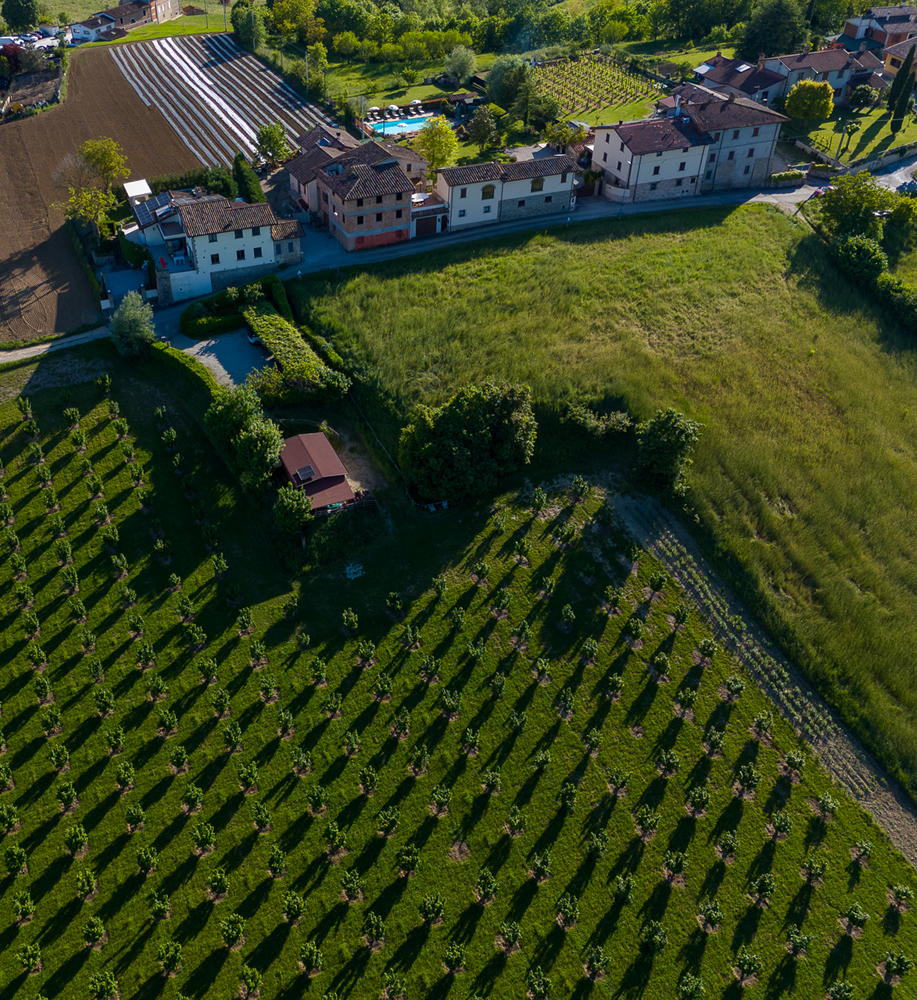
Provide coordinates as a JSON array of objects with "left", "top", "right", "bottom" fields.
[{"left": 0, "top": 47, "right": 198, "bottom": 343}]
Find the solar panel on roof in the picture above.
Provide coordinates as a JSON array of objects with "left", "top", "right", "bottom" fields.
[
  {"left": 736, "top": 63, "right": 753, "bottom": 72},
  {"left": 133, "top": 191, "right": 171, "bottom": 230},
  {"left": 296, "top": 465, "right": 315, "bottom": 480}
]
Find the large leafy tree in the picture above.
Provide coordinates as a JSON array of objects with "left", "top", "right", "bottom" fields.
[
  {"left": 636, "top": 408, "right": 704, "bottom": 496},
  {"left": 399, "top": 381, "right": 538, "bottom": 500},
  {"left": 80, "top": 138, "right": 130, "bottom": 191},
  {"left": 2, "top": 0, "right": 39, "bottom": 32},
  {"left": 205, "top": 385, "right": 263, "bottom": 450},
  {"left": 273, "top": 484, "right": 313, "bottom": 535},
  {"left": 468, "top": 104, "right": 501, "bottom": 153},
  {"left": 784, "top": 80, "right": 833, "bottom": 129},
  {"left": 256, "top": 121, "right": 293, "bottom": 165},
  {"left": 57, "top": 186, "right": 118, "bottom": 239},
  {"left": 234, "top": 417, "right": 283, "bottom": 491},
  {"left": 736, "top": 0, "right": 807, "bottom": 60},
  {"left": 818, "top": 172, "right": 895, "bottom": 239},
  {"left": 111, "top": 291, "right": 157, "bottom": 358},
  {"left": 445, "top": 45, "right": 476, "bottom": 84},
  {"left": 486, "top": 54, "right": 531, "bottom": 110},
  {"left": 413, "top": 115, "right": 458, "bottom": 170}
]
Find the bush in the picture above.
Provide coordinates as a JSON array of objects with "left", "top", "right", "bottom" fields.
[
  {"left": 562, "top": 402, "right": 633, "bottom": 440},
  {"left": 875, "top": 272, "right": 917, "bottom": 332},
  {"left": 274, "top": 484, "right": 313, "bottom": 535},
  {"left": 179, "top": 311, "right": 246, "bottom": 339},
  {"left": 111, "top": 291, "right": 157, "bottom": 357},
  {"left": 636, "top": 407, "right": 704, "bottom": 495},
  {"left": 148, "top": 165, "right": 238, "bottom": 199},
  {"left": 233, "top": 152, "right": 266, "bottom": 203},
  {"left": 833, "top": 233, "right": 888, "bottom": 286},
  {"left": 770, "top": 169, "right": 805, "bottom": 182},
  {"left": 149, "top": 343, "right": 220, "bottom": 400}
]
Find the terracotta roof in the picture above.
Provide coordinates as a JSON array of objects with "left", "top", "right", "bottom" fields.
[
  {"left": 321, "top": 161, "right": 415, "bottom": 200},
  {"left": 294, "top": 123, "right": 360, "bottom": 152},
  {"left": 177, "top": 199, "right": 278, "bottom": 237},
  {"left": 772, "top": 48, "right": 862, "bottom": 72},
  {"left": 500, "top": 155, "right": 578, "bottom": 181},
  {"left": 271, "top": 219, "right": 303, "bottom": 241},
  {"left": 279, "top": 434, "right": 355, "bottom": 508},
  {"left": 286, "top": 146, "right": 337, "bottom": 185},
  {"left": 868, "top": 5, "right": 917, "bottom": 17},
  {"left": 102, "top": 0, "right": 148, "bottom": 16},
  {"left": 610, "top": 118, "right": 712, "bottom": 155},
  {"left": 76, "top": 15, "right": 113, "bottom": 26},
  {"left": 855, "top": 48, "right": 885, "bottom": 68},
  {"left": 436, "top": 162, "right": 504, "bottom": 186},
  {"left": 447, "top": 92, "right": 478, "bottom": 102},
  {"left": 885, "top": 36, "right": 917, "bottom": 56},
  {"left": 696, "top": 54, "right": 786, "bottom": 95},
  {"left": 679, "top": 96, "right": 787, "bottom": 130}
]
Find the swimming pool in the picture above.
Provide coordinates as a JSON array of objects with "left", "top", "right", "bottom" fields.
[{"left": 371, "top": 114, "right": 431, "bottom": 135}]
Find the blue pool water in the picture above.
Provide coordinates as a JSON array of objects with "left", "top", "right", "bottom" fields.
[{"left": 371, "top": 114, "right": 431, "bottom": 135}]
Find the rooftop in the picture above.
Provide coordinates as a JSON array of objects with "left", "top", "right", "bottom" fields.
[
  {"left": 885, "top": 36, "right": 917, "bottom": 55},
  {"left": 437, "top": 155, "right": 578, "bottom": 187},
  {"left": 279, "top": 433, "right": 355, "bottom": 509},
  {"left": 177, "top": 199, "right": 279, "bottom": 238},
  {"left": 771, "top": 47, "right": 863, "bottom": 72},
  {"left": 607, "top": 117, "right": 713, "bottom": 155},
  {"left": 694, "top": 53, "right": 786, "bottom": 95}
]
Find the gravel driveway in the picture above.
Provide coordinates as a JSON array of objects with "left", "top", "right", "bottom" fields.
[{"left": 169, "top": 329, "right": 270, "bottom": 387}]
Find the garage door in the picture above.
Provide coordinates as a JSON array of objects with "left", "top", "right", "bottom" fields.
[{"left": 415, "top": 216, "right": 437, "bottom": 238}]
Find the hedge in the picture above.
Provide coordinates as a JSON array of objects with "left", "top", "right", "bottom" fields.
[
  {"left": 149, "top": 342, "right": 220, "bottom": 400},
  {"left": 64, "top": 219, "right": 101, "bottom": 304},
  {"left": 242, "top": 302, "right": 351, "bottom": 398},
  {"left": 875, "top": 272, "right": 917, "bottom": 333},
  {"left": 770, "top": 170, "right": 805, "bottom": 182},
  {"left": 260, "top": 273, "right": 293, "bottom": 320},
  {"left": 299, "top": 323, "right": 345, "bottom": 368},
  {"left": 180, "top": 311, "right": 247, "bottom": 338},
  {"left": 233, "top": 152, "right": 266, "bottom": 204}
]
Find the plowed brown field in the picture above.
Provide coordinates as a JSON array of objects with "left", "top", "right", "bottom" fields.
[{"left": 0, "top": 47, "right": 199, "bottom": 343}]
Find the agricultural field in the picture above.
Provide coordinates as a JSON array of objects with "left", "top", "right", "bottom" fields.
[
  {"left": 0, "top": 47, "right": 198, "bottom": 344},
  {"left": 533, "top": 54, "right": 659, "bottom": 125},
  {"left": 288, "top": 204, "right": 917, "bottom": 809},
  {"left": 1, "top": 340, "right": 916, "bottom": 1000},
  {"left": 109, "top": 34, "right": 328, "bottom": 165}
]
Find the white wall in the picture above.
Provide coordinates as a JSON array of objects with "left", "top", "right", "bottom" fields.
[
  {"left": 189, "top": 228, "right": 276, "bottom": 274},
  {"left": 631, "top": 145, "right": 705, "bottom": 186},
  {"left": 436, "top": 177, "right": 500, "bottom": 229},
  {"left": 502, "top": 172, "right": 573, "bottom": 202},
  {"left": 170, "top": 270, "right": 212, "bottom": 302}
]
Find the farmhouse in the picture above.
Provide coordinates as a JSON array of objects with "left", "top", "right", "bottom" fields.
[
  {"left": 840, "top": 4, "right": 917, "bottom": 51},
  {"left": 593, "top": 86, "right": 785, "bottom": 201},
  {"left": 693, "top": 53, "right": 787, "bottom": 103},
  {"left": 279, "top": 433, "right": 356, "bottom": 511},
  {"left": 286, "top": 124, "right": 362, "bottom": 214},
  {"left": 434, "top": 156, "right": 578, "bottom": 231},
  {"left": 761, "top": 47, "right": 877, "bottom": 103},
  {"left": 124, "top": 186, "right": 303, "bottom": 303},
  {"left": 883, "top": 37, "right": 917, "bottom": 80},
  {"left": 71, "top": 0, "right": 178, "bottom": 39}
]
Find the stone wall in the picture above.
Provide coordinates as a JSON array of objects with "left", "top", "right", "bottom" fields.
[
  {"left": 499, "top": 192, "right": 574, "bottom": 222},
  {"left": 632, "top": 177, "right": 698, "bottom": 202}
]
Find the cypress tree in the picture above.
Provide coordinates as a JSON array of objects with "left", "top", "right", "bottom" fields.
[
  {"left": 892, "top": 45, "right": 916, "bottom": 131},
  {"left": 886, "top": 44, "right": 914, "bottom": 117}
]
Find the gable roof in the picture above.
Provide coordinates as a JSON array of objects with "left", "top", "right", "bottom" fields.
[
  {"left": 695, "top": 53, "right": 786, "bottom": 95},
  {"left": 885, "top": 36, "right": 917, "bottom": 56},
  {"left": 271, "top": 219, "right": 304, "bottom": 241},
  {"left": 610, "top": 117, "right": 713, "bottom": 155},
  {"left": 321, "top": 160, "right": 416, "bottom": 200},
  {"left": 176, "top": 198, "right": 279, "bottom": 237},
  {"left": 437, "top": 155, "right": 577, "bottom": 188},
  {"left": 279, "top": 433, "right": 355, "bottom": 507},
  {"left": 294, "top": 123, "right": 360, "bottom": 152},
  {"left": 679, "top": 95, "right": 788, "bottom": 131},
  {"left": 286, "top": 146, "right": 337, "bottom": 186},
  {"left": 101, "top": 0, "right": 148, "bottom": 16},
  {"left": 772, "top": 47, "right": 861, "bottom": 72},
  {"left": 75, "top": 14, "right": 114, "bottom": 26},
  {"left": 436, "top": 162, "right": 504, "bottom": 186},
  {"left": 867, "top": 4, "right": 917, "bottom": 17}
]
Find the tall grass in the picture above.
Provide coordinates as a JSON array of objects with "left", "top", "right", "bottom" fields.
[{"left": 288, "top": 205, "right": 917, "bottom": 796}]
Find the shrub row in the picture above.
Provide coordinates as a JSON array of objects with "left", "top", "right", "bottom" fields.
[
  {"left": 233, "top": 153, "right": 266, "bottom": 204},
  {"left": 64, "top": 220, "right": 102, "bottom": 305},
  {"left": 134, "top": 165, "right": 238, "bottom": 201},
  {"left": 179, "top": 312, "right": 246, "bottom": 338},
  {"left": 770, "top": 170, "right": 805, "bottom": 182},
  {"left": 149, "top": 342, "right": 220, "bottom": 399},
  {"left": 875, "top": 272, "right": 917, "bottom": 333},
  {"left": 242, "top": 302, "right": 351, "bottom": 399}
]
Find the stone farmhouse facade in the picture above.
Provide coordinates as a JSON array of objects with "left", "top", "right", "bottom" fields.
[
  {"left": 434, "top": 157, "right": 578, "bottom": 231},
  {"left": 592, "top": 86, "right": 785, "bottom": 203},
  {"left": 72, "top": 0, "right": 178, "bottom": 40}
]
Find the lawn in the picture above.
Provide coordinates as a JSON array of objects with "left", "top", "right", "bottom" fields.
[
  {"left": 1, "top": 338, "right": 915, "bottom": 1000},
  {"left": 286, "top": 204, "right": 917, "bottom": 803},
  {"left": 784, "top": 106, "right": 917, "bottom": 165},
  {"left": 82, "top": 15, "right": 218, "bottom": 46}
]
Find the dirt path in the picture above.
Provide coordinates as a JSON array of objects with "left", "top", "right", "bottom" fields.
[{"left": 611, "top": 489, "right": 917, "bottom": 870}]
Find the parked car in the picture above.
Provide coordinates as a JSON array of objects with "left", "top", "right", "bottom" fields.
[{"left": 246, "top": 331, "right": 261, "bottom": 346}]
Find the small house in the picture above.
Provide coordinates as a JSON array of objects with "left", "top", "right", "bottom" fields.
[{"left": 279, "top": 433, "right": 356, "bottom": 511}]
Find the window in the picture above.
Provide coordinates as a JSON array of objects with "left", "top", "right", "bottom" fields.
[
  {"left": 705, "top": 170, "right": 712, "bottom": 180},
  {"left": 460, "top": 187, "right": 467, "bottom": 198},
  {"left": 376, "top": 195, "right": 382, "bottom": 204},
  {"left": 357, "top": 215, "right": 364, "bottom": 225},
  {"left": 727, "top": 151, "right": 735, "bottom": 161},
  {"left": 561, "top": 172, "right": 568, "bottom": 183},
  {"left": 892, "top": 57, "right": 902, "bottom": 67},
  {"left": 676, "top": 178, "right": 683, "bottom": 187},
  {"left": 616, "top": 161, "right": 622, "bottom": 171},
  {"left": 531, "top": 177, "right": 544, "bottom": 192},
  {"left": 708, "top": 153, "right": 716, "bottom": 163},
  {"left": 650, "top": 182, "right": 658, "bottom": 190},
  {"left": 234, "top": 229, "right": 243, "bottom": 239},
  {"left": 713, "top": 131, "right": 721, "bottom": 140},
  {"left": 679, "top": 161, "right": 686, "bottom": 171},
  {"left": 690, "top": 177, "right": 696, "bottom": 184},
  {"left": 732, "top": 130, "right": 739, "bottom": 139},
  {"left": 603, "top": 152, "right": 608, "bottom": 163},
  {"left": 482, "top": 184, "right": 495, "bottom": 199},
  {"left": 761, "top": 91, "right": 769, "bottom": 100},
  {"left": 396, "top": 208, "right": 403, "bottom": 218},
  {"left": 748, "top": 148, "right": 755, "bottom": 157},
  {"left": 458, "top": 209, "right": 466, "bottom": 217},
  {"left": 376, "top": 213, "right": 382, "bottom": 222},
  {"left": 287, "top": 242, "right": 293, "bottom": 253},
  {"left": 275, "top": 243, "right": 281, "bottom": 255},
  {"left": 743, "top": 165, "right": 751, "bottom": 174},
  {"left": 357, "top": 198, "right": 364, "bottom": 207},
  {"left": 545, "top": 196, "right": 552, "bottom": 203},
  {"left": 396, "top": 192, "right": 403, "bottom": 201},
  {"left": 251, "top": 226, "right": 260, "bottom": 236},
  {"left": 253, "top": 247, "right": 262, "bottom": 258},
  {"left": 208, "top": 233, "right": 217, "bottom": 243},
  {"left": 236, "top": 249, "right": 245, "bottom": 261},
  {"left": 682, "top": 146, "right": 688, "bottom": 152},
  {"left": 652, "top": 165, "right": 661, "bottom": 175},
  {"left": 752, "top": 127, "right": 759, "bottom": 137},
  {"left": 210, "top": 253, "right": 220, "bottom": 264},
  {"left": 518, "top": 200, "right": 525, "bottom": 207},
  {"left": 619, "top": 142, "right": 624, "bottom": 151},
  {"left": 656, "top": 151, "right": 662, "bottom": 157},
  {"left": 406, "top": 164, "right": 412, "bottom": 172},
  {"left": 484, "top": 205, "right": 491, "bottom": 213},
  {"left": 604, "top": 133, "right": 609, "bottom": 143}
]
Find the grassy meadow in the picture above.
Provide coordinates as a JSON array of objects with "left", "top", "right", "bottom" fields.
[
  {"left": 286, "top": 204, "right": 917, "bottom": 800},
  {"left": 784, "top": 107, "right": 917, "bottom": 165},
  {"left": 1, "top": 341, "right": 916, "bottom": 1000}
]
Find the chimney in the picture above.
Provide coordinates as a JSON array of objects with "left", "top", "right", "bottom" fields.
[
  {"left": 727, "top": 92, "right": 735, "bottom": 103},
  {"left": 716, "top": 49, "right": 721, "bottom": 56},
  {"left": 758, "top": 52, "right": 765, "bottom": 68},
  {"left": 674, "top": 93, "right": 682, "bottom": 115}
]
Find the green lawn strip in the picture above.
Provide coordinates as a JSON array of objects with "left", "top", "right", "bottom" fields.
[
  {"left": 81, "top": 15, "right": 217, "bottom": 46},
  {"left": 783, "top": 107, "right": 917, "bottom": 165},
  {"left": 284, "top": 203, "right": 917, "bottom": 800},
  {"left": 0, "top": 342, "right": 914, "bottom": 999}
]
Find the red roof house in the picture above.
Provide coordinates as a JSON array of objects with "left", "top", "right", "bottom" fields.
[{"left": 279, "top": 433, "right": 355, "bottom": 509}]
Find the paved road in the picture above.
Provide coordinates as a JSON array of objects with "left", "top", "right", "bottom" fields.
[
  {"left": 0, "top": 326, "right": 110, "bottom": 365},
  {"left": 874, "top": 151, "right": 917, "bottom": 189}
]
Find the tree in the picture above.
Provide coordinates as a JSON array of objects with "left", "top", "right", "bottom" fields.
[
  {"left": 111, "top": 291, "right": 157, "bottom": 358},
  {"left": 833, "top": 234, "right": 888, "bottom": 285},
  {"left": 53, "top": 151, "right": 97, "bottom": 197},
  {"left": 511, "top": 78, "right": 561, "bottom": 130},
  {"left": 891, "top": 48, "right": 916, "bottom": 131},
  {"left": 486, "top": 54, "right": 530, "bottom": 109},
  {"left": 2, "top": 0, "right": 38, "bottom": 32},
  {"left": 332, "top": 30, "right": 357, "bottom": 56},
  {"left": 273, "top": 484, "right": 313, "bottom": 534},
  {"left": 234, "top": 417, "right": 283, "bottom": 490},
  {"left": 468, "top": 104, "right": 500, "bottom": 152},
  {"left": 399, "top": 380, "right": 537, "bottom": 500},
  {"left": 205, "top": 385, "right": 262, "bottom": 450},
  {"left": 305, "top": 40, "right": 328, "bottom": 97},
  {"left": 784, "top": 79, "right": 833, "bottom": 129},
  {"left": 445, "top": 44, "right": 476, "bottom": 84},
  {"left": 268, "top": 0, "right": 313, "bottom": 40},
  {"left": 80, "top": 138, "right": 130, "bottom": 191},
  {"left": 636, "top": 408, "right": 704, "bottom": 495},
  {"left": 736, "top": 0, "right": 807, "bottom": 60},
  {"left": 233, "top": 3, "right": 265, "bottom": 50},
  {"left": 56, "top": 186, "right": 117, "bottom": 240},
  {"left": 885, "top": 45, "right": 914, "bottom": 117},
  {"left": 413, "top": 115, "right": 458, "bottom": 170},
  {"left": 849, "top": 84, "right": 877, "bottom": 111},
  {"left": 256, "top": 120, "right": 292, "bottom": 165},
  {"left": 818, "top": 172, "right": 895, "bottom": 239}
]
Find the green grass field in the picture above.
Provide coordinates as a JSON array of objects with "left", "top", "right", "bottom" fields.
[
  {"left": 785, "top": 107, "right": 917, "bottom": 165},
  {"left": 0, "top": 340, "right": 915, "bottom": 1000},
  {"left": 81, "top": 15, "right": 217, "bottom": 45},
  {"left": 286, "top": 204, "right": 917, "bottom": 802}
]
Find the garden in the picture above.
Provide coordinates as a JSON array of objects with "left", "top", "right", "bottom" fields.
[
  {"left": 783, "top": 106, "right": 917, "bottom": 166},
  {"left": 0, "top": 335, "right": 916, "bottom": 999}
]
